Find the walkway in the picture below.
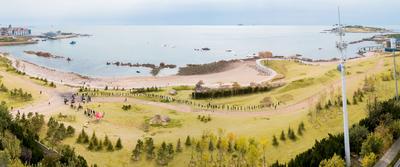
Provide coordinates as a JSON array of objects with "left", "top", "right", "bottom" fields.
[{"left": 374, "top": 138, "right": 400, "bottom": 167}]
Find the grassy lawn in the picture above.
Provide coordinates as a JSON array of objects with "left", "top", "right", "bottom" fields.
[
  {"left": 52, "top": 97, "right": 372, "bottom": 166},
  {"left": 51, "top": 55, "right": 396, "bottom": 166},
  {"left": 0, "top": 56, "right": 47, "bottom": 109}
]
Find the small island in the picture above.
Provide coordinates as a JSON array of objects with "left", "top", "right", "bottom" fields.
[{"left": 328, "top": 25, "right": 391, "bottom": 33}]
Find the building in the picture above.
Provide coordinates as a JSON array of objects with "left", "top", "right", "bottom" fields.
[
  {"left": 383, "top": 38, "right": 400, "bottom": 52},
  {"left": 0, "top": 25, "right": 31, "bottom": 36}
]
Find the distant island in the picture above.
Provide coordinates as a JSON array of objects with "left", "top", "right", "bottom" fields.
[{"left": 327, "top": 25, "right": 391, "bottom": 33}]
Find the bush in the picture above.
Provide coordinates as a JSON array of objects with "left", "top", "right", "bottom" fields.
[
  {"left": 349, "top": 125, "right": 369, "bottom": 154},
  {"left": 361, "top": 153, "right": 377, "bottom": 167},
  {"left": 360, "top": 133, "right": 383, "bottom": 156},
  {"left": 319, "top": 153, "right": 345, "bottom": 167}
]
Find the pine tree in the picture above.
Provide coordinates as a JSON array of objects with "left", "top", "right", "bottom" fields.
[
  {"left": 83, "top": 134, "right": 89, "bottom": 144},
  {"left": 272, "top": 135, "right": 279, "bottom": 146},
  {"left": 88, "top": 141, "right": 94, "bottom": 151},
  {"left": 208, "top": 139, "right": 215, "bottom": 152},
  {"left": 195, "top": 141, "right": 202, "bottom": 153},
  {"left": 107, "top": 142, "right": 114, "bottom": 151},
  {"left": 280, "top": 130, "right": 286, "bottom": 141},
  {"left": 176, "top": 139, "right": 182, "bottom": 152},
  {"left": 76, "top": 132, "right": 83, "bottom": 143},
  {"left": 157, "top": 142, "right": 168, "bottom": 165},
  {"left": 297, "top": 126, "right": 303, "bottom": 136},
  {"left": 167, "top": 143, "right": 174, "bottom": 159},
  {"left": 185, "top": 136, "right": 191, "bottom": 146},
  {"left": 96, "top": 140, "right": 103, "bottom": 151},
  {"left": 91, "top": 131, "right": 98, "bottom": 147},
  {"left": 145, "top": 138, "right": 155, "bottom": 159},
  {"left": 104, "top": 135, "right": 110, "bottom": 146},
  {"left": 115, "top": 138, "right": 123, "bottom": 150},
  {"left": 132, "top": 139, "right": 144, "bottom": 161},
  {"left": 353, "top": 96, "right": 358, "bottom": 105},
  {"left": 299, "top": 122, "right": 305, "bottom": 131},
  {"left": 288, "top": 127, "right": 297, "bottom": 141}
]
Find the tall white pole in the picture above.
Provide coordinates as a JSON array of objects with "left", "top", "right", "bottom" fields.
[
  {"left": 336, "top": 7, "right": 351, "bottom": 167},
  {"left": 392, "top": 45, "right": 398, "bottom": 100}
]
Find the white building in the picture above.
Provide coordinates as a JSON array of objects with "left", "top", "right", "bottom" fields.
[{"left": 0, "top": 25, "right": 31, "bottom": 36}]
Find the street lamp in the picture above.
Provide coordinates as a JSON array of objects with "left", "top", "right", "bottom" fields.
[{"left": 335, "top": 7, "right": 351, "bottom": 167}]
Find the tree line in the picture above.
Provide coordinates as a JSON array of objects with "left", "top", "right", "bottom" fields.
[
  {"left": 76, "top": 129, "right": 123, "bottom": 152},
  {"left": 191, "top": 85, "right": 274, "bottom": 99},
  {"left": 0, "top": 84, "right": 32, "bottom": 101},
  {"left": 0, "top": 101, "right": 89, "bottom": 166}
]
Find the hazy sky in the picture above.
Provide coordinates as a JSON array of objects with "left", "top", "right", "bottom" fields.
[{"left": 2, "top": 0, "right": 399, "bottom": 25}]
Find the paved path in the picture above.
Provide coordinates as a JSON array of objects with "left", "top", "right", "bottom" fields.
[
  {"left": 395, "top": 159, "right": 400, "bottom": 167},
  {"left": 375, "top": 138, "right": 400, "bottom": 167}
]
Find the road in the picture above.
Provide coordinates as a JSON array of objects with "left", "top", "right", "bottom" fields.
[{"left": 375, "top": 138, "right": 400, "bottom": 167}]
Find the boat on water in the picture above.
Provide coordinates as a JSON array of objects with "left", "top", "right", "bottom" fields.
[{"left": 70, "top": 41, "right": 76, "bottom": 45}]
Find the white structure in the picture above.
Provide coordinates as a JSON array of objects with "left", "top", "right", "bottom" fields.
[
  {"left": 335, "top": 7, "right": 351, "bottom": 167},
  {"left": 0, "top": 25, "right": 31, "bottom": 36}
]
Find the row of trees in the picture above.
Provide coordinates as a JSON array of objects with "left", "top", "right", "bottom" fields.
[
  {"left": 30, "top": 77, "right": 56, "bottom": 88},
  {"left": 273, "top": 122, "right": 306, "bottom": 147},
  {"left": 315, "top": 88, "right": 366, "bottom": 112},
  {"left": 83, "top": 91, "right": 273, "bottom": 112},
  {"left": 76, "top": 130, "right": 122, "bottom": 152},
  {"left": 9, "top": 88, "right": 33, "bottom": 101},
  {"left": 131, "top": 137, "right": 180, "bottom": 165},
  {"left": 192, "top": 85, "right": 274, "bottom": 99},
  {"left": 0, "top": 84, "right": 32, "bottom": 101}
]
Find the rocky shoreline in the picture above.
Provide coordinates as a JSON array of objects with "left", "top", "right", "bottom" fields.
[{"left": 24, "top": 51, "right": 72, "bottom": 62}]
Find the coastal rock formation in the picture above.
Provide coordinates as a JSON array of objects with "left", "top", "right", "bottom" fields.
[
  {"left": 106, "top": 61, "right": 176, "bottom": 76},
  {"left": 24, "top": 51, "right": 72, "bottom": 61}
]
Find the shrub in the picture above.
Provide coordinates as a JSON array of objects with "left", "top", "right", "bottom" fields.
[
  {"left": 360, "top": 134, "right": 383, "bottom": 156},
  {"left": 272, "top": 135, "right": 279, "bottom": 147},
  {"left": 361, "top": 153, "right": 377, "bottom": 167},
  {"left": 280, "top": 131, "right": 286, "bottom": 141},
  {"left": 115, "top": 138, "right": 123, "bottom": 150},
  {"left": 319, "top": 153, "right": 345, "bottom": 167}
]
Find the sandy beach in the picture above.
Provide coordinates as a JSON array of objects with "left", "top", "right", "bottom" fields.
[
  {"left": 1, "top": 50, "right": 379, "bottom": 89},
  {"left": 2, "top": 53, "right": 277, "bottom": 89}
]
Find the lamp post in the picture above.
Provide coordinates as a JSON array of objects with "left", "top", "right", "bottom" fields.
[{"left": 335, "top": 7, "right": 351, "bottom": 167}]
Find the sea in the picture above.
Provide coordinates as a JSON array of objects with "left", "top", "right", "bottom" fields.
[{"left": 0, "top": 25, "right": 399, "bottom": 77}]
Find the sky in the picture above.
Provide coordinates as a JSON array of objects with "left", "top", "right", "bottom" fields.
[{"left": 1, "top": 0, "right": 399, "bottom": 25}]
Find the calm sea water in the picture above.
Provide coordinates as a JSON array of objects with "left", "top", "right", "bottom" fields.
[{"left": 0, "top": 25, "right": 398, "bottom": 77}]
